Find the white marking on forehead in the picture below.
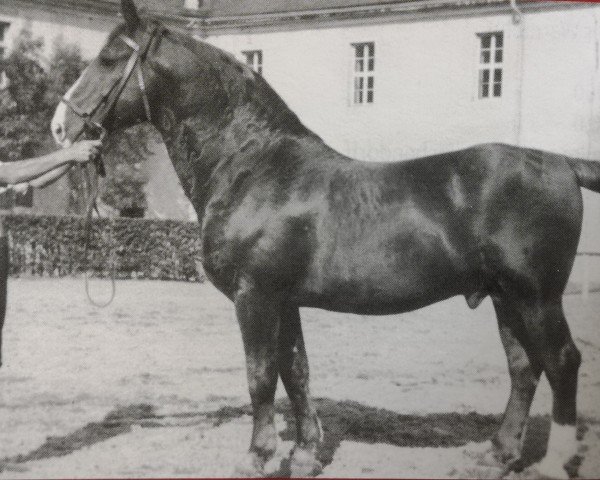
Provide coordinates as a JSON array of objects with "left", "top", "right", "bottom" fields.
[
  {"left": 63, "top": 66, "right": 89, "bottom": 101},
  {"left": 51, "top": 66, "right": 89, "bottom": 146}
]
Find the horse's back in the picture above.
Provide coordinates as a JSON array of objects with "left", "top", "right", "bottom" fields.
[{"left": 294, "top": 143, "right": 583, "bottom": 311}]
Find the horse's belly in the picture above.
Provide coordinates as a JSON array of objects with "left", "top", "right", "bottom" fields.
[
  {"left": 295, "top": 259, "right": 464, "bottom": 315},
  {"left": 296, "top": 282, "right": 459, "bottom": 315}
]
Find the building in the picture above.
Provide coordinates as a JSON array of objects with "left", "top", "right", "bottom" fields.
[{"left": 1, "top": 0, "right": 600, "bottom": 278}]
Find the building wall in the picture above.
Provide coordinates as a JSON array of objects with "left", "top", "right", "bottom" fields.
[
  {"left": 207, "top": 5, "right": 596, "bottom": 160},
  {"left": 0, "top": 4, "right": 111, "bottom": 58}
]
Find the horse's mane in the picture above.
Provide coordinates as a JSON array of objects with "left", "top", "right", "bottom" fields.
[{"left": 162, "top": 25, "right": 311, "bottom": 136}]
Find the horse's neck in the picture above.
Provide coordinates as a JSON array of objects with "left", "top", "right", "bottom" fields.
[
  {"left": 159, "top": 104, "right": 322, "bottom": 223},
  {"left": 155, "top": 39, "right": 332, "bottom": 221}
]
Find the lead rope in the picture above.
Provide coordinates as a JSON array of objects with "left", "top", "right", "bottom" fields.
[
  {"left": 65, "top": 31, "right": 157, "bottom": 307},
  {"left": 82, "top": 163, "right": 116, "bottom": 308}
]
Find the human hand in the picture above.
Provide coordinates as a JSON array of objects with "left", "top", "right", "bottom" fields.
[
  {"left": 68, "top": 140, "right": 102, "bottom": 163},
  {"left": 12, "top": 182, "right": 30, "bottom": 194}
]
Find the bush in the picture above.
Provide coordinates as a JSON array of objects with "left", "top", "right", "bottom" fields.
[{"left": 5, "top": 214, "right": 204, "bottom": 282}]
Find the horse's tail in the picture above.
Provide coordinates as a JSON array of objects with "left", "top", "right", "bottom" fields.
[{"left": 567, "top": 158, "right": 600, "bottom": 193}]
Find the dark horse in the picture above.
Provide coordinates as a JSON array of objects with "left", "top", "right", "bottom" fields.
[{"left": 52, "top": 1, "right": 600, "bottom": 477}]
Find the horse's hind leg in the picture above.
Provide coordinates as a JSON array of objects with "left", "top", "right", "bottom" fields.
[
  {"left": 233, "top": 278, "right": 282, "bottom": 476},
  {"left": 526, "top": 300, "right": 581, "bottom": 479},
  {"left": 494, "top": 293, "right": 580, "bottom": 477},
  {"left": 278, "top": 304, "right": 322, "bottom": 476},
  {"left": 492, "top": 299, "right": 543, "bottom": 470},
  {"left": 489, "top": 296, "right": 579, "bottom": 479}
]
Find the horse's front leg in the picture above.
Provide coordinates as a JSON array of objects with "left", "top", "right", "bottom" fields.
[
  {"left": 278, "top": 304, "right": 322, "bottom": 477},
  {"left": 233, "top": 277, "right": 282, "bottom": 476}
]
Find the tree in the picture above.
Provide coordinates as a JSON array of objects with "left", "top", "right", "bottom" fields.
[
  {"left": 0, "top": 30, "right": 50, "bottom": 162},
  {"left": 0, "top": 30, "right": 50, "bottom": 209}
]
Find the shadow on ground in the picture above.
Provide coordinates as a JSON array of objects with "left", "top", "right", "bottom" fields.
[
  {"left": 278, "top": 398, "right": 585, "bottom": 476},
  {"left": 0, "top": 398, "right": 589, "bottom": 477}
]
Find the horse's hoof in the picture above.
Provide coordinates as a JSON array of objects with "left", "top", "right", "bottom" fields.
[
  {"left": 233, "top": 453, "right": 266, "bottom": 478},
  {"left": 290, "top": 446, "right": 323, "bottom": 478},
  {"left": 464, "top": 441, "right": 503, "bottom": 467},
  {"left": 462, "top": 440, "right": 521, "bottom": 478}
]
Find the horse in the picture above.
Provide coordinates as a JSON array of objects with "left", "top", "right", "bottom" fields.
[{"left": 51, "top": 1, "right": 600, "bottom": 477}]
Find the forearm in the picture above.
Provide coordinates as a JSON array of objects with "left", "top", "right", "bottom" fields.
[
  {"left": 28, "top": 164, "right": 72, "bottom": 189},
  {"left": 0, "top": 150, "right": 76, "bottom": 184}
]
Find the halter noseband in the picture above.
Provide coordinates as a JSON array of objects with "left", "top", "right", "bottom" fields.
[{"left": 62, "top": 26, "right": 157, "bottom": 147}]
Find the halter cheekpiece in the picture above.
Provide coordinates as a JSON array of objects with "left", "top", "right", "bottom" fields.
[{"left": 61, "top": 26, "right": 157, "bottom": 149}]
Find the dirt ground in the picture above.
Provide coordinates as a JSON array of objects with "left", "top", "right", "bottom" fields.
[{"left": 0, "top": 278, "right": 599, "bottom": 478}]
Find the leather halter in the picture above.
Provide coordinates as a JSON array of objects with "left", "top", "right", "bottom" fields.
[
  {"left": 59, "top": 27, "right": 158, "bottom": 308},
  {"left": 62, "top": 26, "right": 157, "bottom": 148}
]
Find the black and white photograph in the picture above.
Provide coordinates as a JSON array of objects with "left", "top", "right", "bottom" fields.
[{"left": 0, "top": 0, "right": 599, "bottom": 478}]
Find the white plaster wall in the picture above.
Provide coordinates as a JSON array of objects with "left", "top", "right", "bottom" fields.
[
  {"left": 0, "top": 6, "right": 111, "bottom": 59},
  {"left": 208, "top": 12, "right": 524, "bottom": 161}
]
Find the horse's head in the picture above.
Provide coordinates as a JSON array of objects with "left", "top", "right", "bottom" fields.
[{"left": 52, "top": 0, "right": 171, "bottom": 146}]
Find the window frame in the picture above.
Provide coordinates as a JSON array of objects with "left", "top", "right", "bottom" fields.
[
  {"left": 477, "top": 31, "right": 503, "bottom": 100},
  {"left": 351, "top": 41, "right": 375, "bottom": 106},
  {"left": 242, "top": 50, "right": 263, "bottom": 75}
]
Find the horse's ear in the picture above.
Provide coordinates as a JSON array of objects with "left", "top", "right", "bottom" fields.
[{"left": 121, "top": 0, "right": 140, "bottom": 31}]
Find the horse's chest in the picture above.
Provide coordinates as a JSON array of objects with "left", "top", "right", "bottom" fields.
[
  {"left": 200, "top": 212, "right": 242, "bottom": 295},
  {"left": 201, "top": 202, "right": 317, "bottom": 295}
]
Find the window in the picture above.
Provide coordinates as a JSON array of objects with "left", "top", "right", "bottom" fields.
[
  {"left": 184, "top": 0, "right": 202, "bottom": 9},
  {"left": 0, "top": 22, "right": 9, "bottom": 59},
  {"left": 353, "top": 42, "right": 375, "bottom": 105},
  {"left": 478, "top": 32, "right": 503, "bottom": 99},
  {"left": 243, "top": 50, "right": 263, "bottom": 75}
]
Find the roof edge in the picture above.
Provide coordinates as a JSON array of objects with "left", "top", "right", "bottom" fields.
[
  {"left": 186, "top": 0, "right": 590, "bottom": 34},
  {"left": 3, "top": 0, "right": 592, "bottom": 33}
]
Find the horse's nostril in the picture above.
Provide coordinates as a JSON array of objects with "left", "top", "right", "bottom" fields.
[{"left": 53, "top": 124, "right": 64, "bottom": 139}]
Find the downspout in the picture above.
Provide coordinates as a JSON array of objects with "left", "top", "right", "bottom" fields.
[
  {"left": 583, "top": 10, "right": 599, "bottom": 255},
  {"left": 509, "top": 0, "right": 522, "bottom": 25},
  {"left": 587, "top": 11, "right": 599, "bottom": 161},
  {"left": 510, "top": 0, "right": 524, "bottom": 145}
]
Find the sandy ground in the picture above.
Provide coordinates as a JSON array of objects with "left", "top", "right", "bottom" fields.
[{"left": 0, "top": 278, "right": 599, "bottom": 478}]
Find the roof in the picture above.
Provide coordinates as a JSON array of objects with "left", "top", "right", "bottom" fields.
[
  {"left": 143, "top": 0, "right": 579, "bottom": 19},
  {"left": 23, "top": 0, "right": 515, "bottom": 18},
  {"left": 6, "top": 0, "right": 580, "bottom": 28},
  {"left": 209, "top": 0, "right": 435, "bottom": 17}
]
